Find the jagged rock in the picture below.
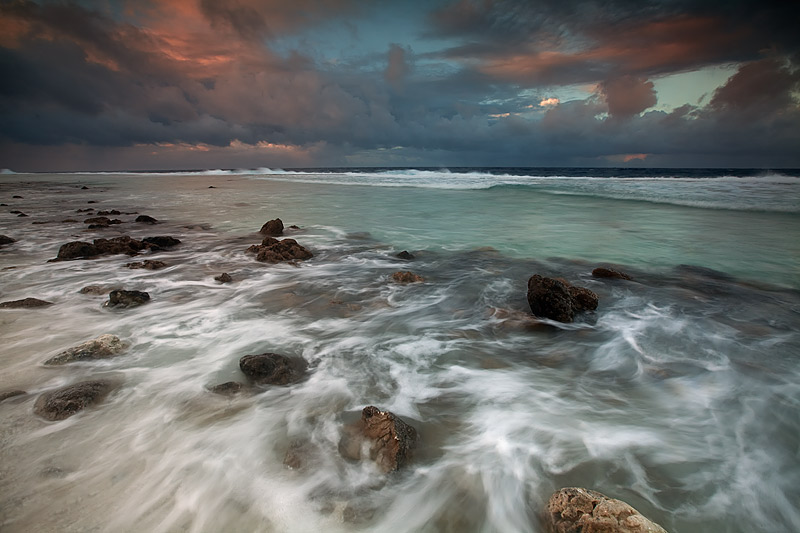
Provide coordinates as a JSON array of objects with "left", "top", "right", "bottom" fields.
[
  {"left": 106, "top": 289, "right": 150, "bottom": 308},
  {"left": 33, "top": 380, "right": 115, "bottom": 421},
  {"left": 0, "top": 235, "right": 16, "bottom": 246},
  {"left": 135, "top": 215, "right": 158, "bottom": 224},
  {"left": 260, "top": 218, "right": 284, "bottom": 236},
  {"left": 545, "top": 487, "right": 668, "bottom": 533},
  {"left": 238, "top": 352, "right": 306, "bottom": 385},
  {"left": 214, "top": 273, "right": 233, "bottom": 283},
  {"left": 208, "top": 381, "right": 246, "bottom": 396},
  {"left": 283, "top": 440, "right": 321, "bottom": 470},
  {"left": 142, "top": 236, "right": 181, "bottom": 248},
  {"left": 592, "top": 267, "right": 632, "bottom": 280},
  {"left": 527, "top": 275, "right": 598, "bottom": 323},
  {"left": 125, "top": 260, "right": 167, "bottom": 270},
  {"left": 392, "top": 271, "right": 424, "bottom": 283},
  {"left": 44, "top": 334, "right": 127, "bottom": 365},
  {"left": 338, "top": 406, "right": 418, "bottom": 473},
  {"left": 0, "top": 390, "right": 26, "bottom": 402},
  {"left": 0, "top": 298, "right": 54, "bottom": 308},
  {"left": 247, "top": 237, "right": 313, "bottom": 264},
  {"left": 396, "top": 250, "right": 415, "bottom": 260}
]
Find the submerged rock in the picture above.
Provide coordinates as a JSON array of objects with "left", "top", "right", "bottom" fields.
[
  {"left": 545, "top": 487, "right": 668, "bottom": 533},
  {"left": 208, "top": 381, "right": 246, "bottom": 396},
  {"left": 527, "top": 275, "right": 598, "bottom": 323},
  {"left": 260, "top": 218, "right": 284, "bottom": 236},
  {"left": 125, "top": 260, "right": 167, "bottom": 270},
  {"left": 106, "top": 289, "right": 150, "bottom": 308},
  {"left": 0, "top": 235, "right": 16, "bottom": 247},
  {"left": 247, "top": 237, "right": 313, "bottom": 264},
  {"left": 391, "top": 271, "right": 424, "bottom": 283},
  {"left": 0, "top": 298, "right": 54, "bottom": 308},
  {"left": 33, "top": 380, "right": 115, "bottom": 421},
  {"left": 0, "top": 390, "right": 26, "bottom": 402},
  {"left": 396, "top": 250, "right": 415, "bottom": 260},
  {"left": 592, "top": 267, "right": 632, "bottom": 280},
  {"left": 142, "top": 236, "right": 181, "bottom": 248},
  {"left": 239, "top": 352, "right": 307, "bottom": 385},
  {"left": 44, "top": 334, "right": 127, "bottom": 365},
  {"left": 214, "top": 272, "right": 233, "bottom": 283},
  {"left": 339, "top": 406, "right": 418, "bottom": 473},
  {"left": 79, "top": 285, "right": 114, "bottom": 295}
]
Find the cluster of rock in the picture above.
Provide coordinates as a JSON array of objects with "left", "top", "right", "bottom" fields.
[
  {"left": 245, "top": 219, "right": 313, "bottom": 264},
  {"left": 52, "top": 235, "right": 181, "bottom": 261},
  {"left": 545, "top": 487, "right": 667, "bottom": 533}
]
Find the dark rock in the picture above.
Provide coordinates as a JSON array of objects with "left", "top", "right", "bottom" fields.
[
  {"left": 338, "top": 406, "right": 418, "bottom": 473},
  {"left": 33, "top": 380, "right": 115, "bottom": 421},
  {"left": 83, "top": 216, "right": 108, "bottom": 224},
  {"left": 61, "top": 218, "right": 78, "bottom": 223},
  {"left": 56, "top": 241, "right": 98, "bottom": 260},
  {"left": 545, "top": 487, "right": 668, "bottom": 533},
  {"left": 592, "top": 267, "right": 632, "bottom": 280},
  {"left": 214, "top": 273, "right": 233, "bottom": 283},
  {"left": 135, "top": 215, "right": 158, "bottom": 224},
  {"left": 125, "top": 260, "right": 167, "bottom": 270},
  {"left": 208, "top": 381, "right": 245, "bottom": 396},
  {"left": 87, "top": 200, "right": 97, "bottom": 204},
  {"left": 44, "top": 334, "right": 127, "bottom": 365},
  {"left": 260, "top": 218, "right": 284, "bottom": 236},
  {"left": 76, "top": 208, "right": 94, "bottom": 213},
  {"left": 9, "top": 210, "right": 22, "bottom": 214},
  {"left": 13, "top": 195, "right": 23, "bottom": 198},
  {"left": 17, "top": 213, "right": 28, "bottom": 217},
  {"left": 81, "top": 186, "right": 89, "bottom": 189},
  {"left": 392, "top": 271, "right": 424, "bottom": 283},
  {"left": 208, "top": 186, "right": 216, "bottom": 188},
  {"left": 396, "top": 250, "right": 415, "bottom": 260},
  {"left": 0, "top": 390, "right": 26, "bottom": 402},
  {"left": 142, "top": 236, "right": 181, "bottom": 249},
  {"left": 106, "top": 289, "right": 150, "bottom": 308},
  {"left": 527, "top": 275, "right": 598, "bottom": 323},
  {"left": 94, "top": 236, "right": 147, "bottom": 256},
  {"left": 239, "top": 352, "right": 306, "bottom": 385},
  {"left": 288, "top": 225, "right": 300, "bottom": 229},
  {"left": 0, "top": 298, "right": 54, "bottom": 308},
  {"left": 0, "top": 235, "right": 16, "bottom": 246},
  {"left": 96, "top": 210, "right": 121, "bottom": 216},
  {"left": 247, "top": 238, "right": 313, "bottom": 264}
]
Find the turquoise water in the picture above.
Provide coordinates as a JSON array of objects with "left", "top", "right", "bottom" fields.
[{"left": 1, "top": 169, "right": 799, "bottom": 532}]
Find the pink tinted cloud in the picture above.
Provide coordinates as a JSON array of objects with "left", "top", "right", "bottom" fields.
[{"left": 599, "top": 76, "right": 657, "bottom": 118}]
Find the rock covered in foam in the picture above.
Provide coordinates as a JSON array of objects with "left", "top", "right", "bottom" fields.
[
  {"left": 338, "top": 405, "right": 418, "bottom": 473},
  {"left": 545, "top": 487, "right": 668, "bottom": 533},
  {"left": 239, "top": 352, "right": 307, "bottom": 385},
  {"left": 44, "top": 334, "right": 127, "bottom": 365},
  {"left": 33, "top": 380, "right": 116, "bottom": 421}
]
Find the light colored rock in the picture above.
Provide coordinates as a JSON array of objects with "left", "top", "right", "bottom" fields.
[
  {"left": 545, "top": 487, "right": 668, "bottom": 533},
  {"left": 44, "top": 334, "right": 127, "bottom": 365}
]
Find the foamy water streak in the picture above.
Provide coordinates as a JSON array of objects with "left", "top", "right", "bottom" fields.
[{"left": 1, "top": 172, "right": 799, "bottom": 532}]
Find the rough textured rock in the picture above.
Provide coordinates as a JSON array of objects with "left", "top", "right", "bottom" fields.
[
  {"left": 142, "top": 236, "right": 181, "bottom": 249},
  {"left": 391, "top": 271, "right": 424, "bottom": 283},
  {"left": 125, "top": 260, "right": 167, "bottom": 270},
  {"left": 84, "top": 216, "right": 121, "bottom": 226},
  {"left": 55, "top": 240, "right": 99, "bottom": 260},
  {"left": 592, "top": 267, "right": 632, "bottom": 281},
  {"left": 214, "top": 272, "right": 233, "bottom": 283},
  {"left": 545, "top": 487, "right": 668, "bottom": 533},
  {"left": 527, "top": 275, "right": 598, "bottom": 323},
  {"left": 0, "top": 235, "right": 16, "bottom": 246},
  {"left": 0, "top": 390, "right": 26, "bottom": 402},
  {"left": 106, "top": 289, "right": 150, "bottom": 308},
  {"left": 260, "top": 218, "right": 284, "bottom": 236},
  {"left": 247, "top": 237, "right": 313, "bottom": 264},
  {"left": 0, "top": 298, "right": 54, "bottom": 308},
  {"left": 208, "top": 381, "right": 246, "bottom": 396},
  {"left": 338, "top": 406, "right": 418, "bottom": 473},
  {"left": 33, "top": 380, "right": 115, "bottom": 421},
  {"left": 135, "top": 215, "right": 158, "bottom": 224},
  {"left": 44, "top": 334, "right": 127, "bottom": 365},
  {"left": 53, "top": 236, "right": 157, "bottom": 261},
  {"left": 239, "top": 352, "right": 306, "bottom": 385}
]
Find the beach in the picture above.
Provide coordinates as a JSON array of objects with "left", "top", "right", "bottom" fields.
[{"left": 1, "top": 168, "right": 799, "bottom": 532}]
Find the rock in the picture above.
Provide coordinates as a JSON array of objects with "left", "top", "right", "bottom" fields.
[
  {"left": 247, "top": 238, "right": 313, "bottom": 264},
  {"left": 79, "top": 285, "right": 113, "bottom": 295},
  {"left": 94, "top": 236, "right": 147, "bottom": 255},
  {"left": 338, "top": 406, "right": 418, "bottom": 473},
  {"left": 208, "top": 381, "right": 246, "bottom": 396},
  {"left": 44, "top": 334, "right": 127, "bottom": 365},
  {"left": 61, "top": 218, "right": 78, "bottom": 223},
  {"left": 12, "top": 195, "right": 23, "bottom": 198},
  {"left": 283, "top": 440, "right": 320, "bottom": 470},
  {"left": 142, "top": 236, "right": 181, "bottom": 249},
  {"left": 81, "top": 186, "right": 89, "bottom": 189},
  {"left": 17, "top": 213, "right": 28, "bottom": 217},
  {"left": 392, "top": 271, "right": 424, "bottom": 283},
  {"left": 0, "top": 390, "right": 26, "bottom": 402},
  {"left": 96, "top": 210, "right": 121, "bottom": 216},
  {"left": 33, "top": 380, "right": 115, "bottom": 421},
  {"left": 135, "top": 215, "right": 158, "bottom": 224},
  {"left": 87, "top": 200, "right": 97, "bottom": 204},
  {"left": 125, "top": 260, "right": 167, "bottom": 270},
  {"left": 0, "top": 235, "right": 16, "bottom": 246},
  {"left": 83, "top": 216, "right": 113, "bottom": 225},
  {"left": 592, "top": 267, "right": 632, "bottom": 281},
  {"left": 208, "top": 186, "right": 216, "bottom": 189},
  {"left": 396, "top": 250, "right": 415, "bottom": 260},
  {"left": 545, "top": 487, "right": 668, "bottom": 533},
  {"left": 0, "top": 298, "right": 54, "bottom": 308},
  {"left": 526, "top": 275, "right": 598, "bottom": 323},
  {"left": 260, "top": 218, "right": 284, "bottom": 236},
  {"left": 214, "top": 273, "right": 233, "bottom": 283},
  {"left": 56, "top": 240, "right": 99, "bottom": 260},
  {"left": 76, "top": 208, "right": 93, "bottom": 213},
  {"left": 106, "top": 289, "right": 150, "bottom": 308},
  {"left": 238, "top": 352, "right": 306, "bottom": 385}
]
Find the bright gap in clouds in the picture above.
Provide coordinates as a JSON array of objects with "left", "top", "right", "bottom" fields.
[{"left": 652, "top": 64, "right": 740, "bottom": 110}]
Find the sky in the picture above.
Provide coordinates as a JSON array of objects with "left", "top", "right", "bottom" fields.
[{"left": 1, "top": 0, "right": 799, "bottom": 171}]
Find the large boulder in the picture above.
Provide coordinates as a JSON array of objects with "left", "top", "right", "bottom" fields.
[
  {"left": 545, "top": 487, "right": 668, "bottom": 533},
  {"left": 247, "top": 237, "right": 313, "bottom": 264},
  {"left": 55, "top": 240, "right": 99, "bottom": 260},
  {"left": 260, "top": 218, "right": 284, "bottom": 236},
  {"left": 239, "top": 352, "right": 307, "bottom": 385},
  {"left": 44, "top": 334, "right": 127, "bottom": 365},
  {"left": 527, "top": 275, "right": 598, "bottom": 323},
  {"left": 339, "top": 406, "right": 418, "bottom": 473},
  {"left": 0, "top": 297, "right": 54, "bottom": 308},
  {"left": 33, "top": 380, "right": 115, "bottom": 421},
  {"left": 106, "top": 289, "right": 150, "bottom": 308}
]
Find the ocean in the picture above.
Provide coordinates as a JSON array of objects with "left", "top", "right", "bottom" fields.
[{"left": 1, "top": 167, "right": 799, "bottom": 532}]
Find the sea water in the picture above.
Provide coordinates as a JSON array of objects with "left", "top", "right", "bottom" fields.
[{"left": 0, "top": 168, "right": 799, "bottom": 532}]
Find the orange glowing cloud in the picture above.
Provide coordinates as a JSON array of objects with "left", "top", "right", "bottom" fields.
[{"left": 539, "top": 97, "right": 559, "bottom": 107}]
